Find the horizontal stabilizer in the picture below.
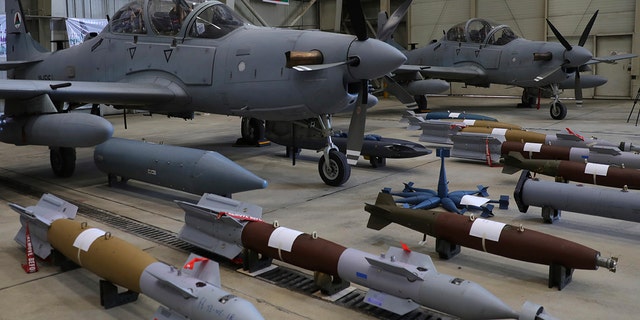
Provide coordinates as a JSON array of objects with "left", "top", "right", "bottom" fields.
[
  {"left": 181, "top": 253, "right": 221, "bottom": 287},
  {"left": 0, "top": 60, "right": 43, "bottom": 71},
  {"left": 152, "top": 305, "right": 188, "bottom": 320},
  {"left": 363, "top": 289, "right": 419, "bottom": 315},
  {"left": 147, "top": 269, "right": 198, "bottom": 299}
]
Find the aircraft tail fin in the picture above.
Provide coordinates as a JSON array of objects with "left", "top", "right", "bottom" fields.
[{"left": 5, "top": 0, "right": 50, "bottom": 62}]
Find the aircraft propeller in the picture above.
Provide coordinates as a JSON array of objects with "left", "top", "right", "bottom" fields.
[{"left": 538, "top": 10, "right": 599, "bottom": 107}]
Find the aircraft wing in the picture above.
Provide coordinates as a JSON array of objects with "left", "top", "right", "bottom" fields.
[
  {"left": 394, "top": 64, "right": 486, "bottom": 81},
  {"left": 587, "top": 53, "right": 637, "bottom": 65},
  {"left": 0, "top": 78, "right": 190, "bottom": 106}
]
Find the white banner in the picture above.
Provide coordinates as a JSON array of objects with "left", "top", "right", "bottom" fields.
[{"left": 65, "top": 18, "right": 108, "bottom": 47}]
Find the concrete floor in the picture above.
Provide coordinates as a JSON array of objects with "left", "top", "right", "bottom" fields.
[{"left": 0, "top": 96, "right": 639, "bottom": 319}]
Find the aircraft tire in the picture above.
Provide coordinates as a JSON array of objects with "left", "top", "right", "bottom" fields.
[
  {"left": 549, "top": 102, "right": 567, "bottom": 120},
  {"left": 50, "top": 147, "right": 76, "bottom": 178},
  {"left": 369, "top": 156, "right": 386, "bottom": 168},
  {"left": 240, "top": 117, "right": 264, "bottom": 144},
  {"left": 318, "top": 149, "right": 350, "bottom": 186}
]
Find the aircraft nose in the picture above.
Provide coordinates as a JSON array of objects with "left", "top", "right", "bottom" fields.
[
  {"left": 347, "top": 38, "right": 406, "bottom": 81},
  {"left": 565, "top": 45, "right": 592, "bottom": 67}
]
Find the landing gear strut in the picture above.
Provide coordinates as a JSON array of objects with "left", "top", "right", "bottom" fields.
[
  {"left": 49, "top": 147, "right": 76, "bottom": 177},
  {"left": 317, "top": 115, "right": 350, "bottom": 186},
  {"left": 549, "top": 84, "right": 567, "bottom": 120}
]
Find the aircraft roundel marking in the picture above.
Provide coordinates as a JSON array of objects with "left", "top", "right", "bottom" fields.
[{"left": 13, "top": 12, "right": 22, "bottom": 29}]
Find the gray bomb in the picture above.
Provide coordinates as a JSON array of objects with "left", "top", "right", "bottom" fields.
[{"left": 94, "top": 138, "right": 267, "bottom": 196}]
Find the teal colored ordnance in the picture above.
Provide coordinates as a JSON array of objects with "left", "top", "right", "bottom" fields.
[
  {"left": 502, "top": 151, "right": 640, "bottom": 189},
  {"left": 365, "top": 192, "right": 617, "bottom": 290}
]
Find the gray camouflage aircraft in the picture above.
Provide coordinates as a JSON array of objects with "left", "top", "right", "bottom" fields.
[
  {"left": 0, "top": 0, "right": 406, "bottom": 186},
  {"left": 384, "top": 1, "right": 635, "bottom": 120}
]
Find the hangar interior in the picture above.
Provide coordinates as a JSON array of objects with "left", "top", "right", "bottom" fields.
[
  {"left": 0, "top": 1, "right": 639, "bottom": 320},
  {"left": 5, "top": 0, "right": 640, "bottom": 99}
]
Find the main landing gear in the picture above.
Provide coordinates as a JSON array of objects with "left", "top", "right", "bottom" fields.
[
  {"left": 49, "top": 147, "right": 76, "bottom": 177},
  {"left": 241, "top": 116, "right": 351, "bottom": 186},
  {"left": 520, "top": 87, "right": 567, "bottom": 120}
]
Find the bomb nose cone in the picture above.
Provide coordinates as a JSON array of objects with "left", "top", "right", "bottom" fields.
[
  {"left": 347, "top": 38, "right": 406, "bottom": 81},
  {"left": 225, "top": 298, "right": 265, "bottom": 320},
  {"left": 205, "top": 152, "right": 268, "bottom": 193},
  {"left": 454, "top": 281, "right": 519, "bottom": 320}
]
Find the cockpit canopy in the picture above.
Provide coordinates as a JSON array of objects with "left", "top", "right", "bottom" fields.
[
  {"left": 109, "top": 0, "right": 247, "bottom": 38},
  {"left": 445, "top": 18, "right": 518, "bottom": 45}
]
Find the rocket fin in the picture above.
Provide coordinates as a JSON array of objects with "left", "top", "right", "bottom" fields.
[
  {"left": 385, "top": 246, "right": 436, "bottom": 271},
  {"left": 374, "top": 192, "right": 396, "bottom": 206},
  {"left": 146, "top": 270, "right": 198, "bottom": 299},
  {"left": 363, "top": 289, "right": 419, "bottom": 315},
  {"left": 501, "top": 152, "right": 525, "bottom": 174},
  {"left": 365, "top": 256, "right": 425, "bottom": 282},
  {"left": 195, "top": 193, "right": 263, "bottom": 220},
  {"left": 152, "top": 305, "right": 188, "bottom": 320},
  {"left": 181, "top": 253, "right": 221, "bottom": 287}
]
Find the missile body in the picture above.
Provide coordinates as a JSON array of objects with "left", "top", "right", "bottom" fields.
[
  {"left": 94, "top": 138, "right": 268, "bottom": 195},
  {"left": 502, "top": 151, "right": 640, "bottom": 189},
  {"left": 177, "top": 193, "right": 557, "bottom": 320},
  {"left": 0, "top": 113, "right": 113, "bottom": 147},
  {"left": 514, "top": 170, "right": 640, "bottom": 223},
  {"left": 11, "top": 194, "right": 264, "bottom": 320},
  {"left": 501, "top": 141, "right": 640, "bottom": 169},
  {"left": 365, "top": 192, "right": 616, "bottom": 288}
]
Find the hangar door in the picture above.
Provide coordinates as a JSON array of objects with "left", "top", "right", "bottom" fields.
[{"left": 595, "top": 36, "right": 633, "bottom": 98}]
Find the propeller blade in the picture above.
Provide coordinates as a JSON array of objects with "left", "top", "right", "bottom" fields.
[
  {"left": 546, "top": 19, "right": 572, "bottom": 51},
  {"left": 292, "top": 61, "right": 347, "bottom": 72},
  {"left": 578, "top": 10, "right": 599, "bottom": 47},
  {"left": 377, "top": 0, "right": 413, "bottom": 42},
  {"left": 575, "top": 71, "right": 583, "bottom": 107},
  {"left": 346, "top": 80, "right": 369, "bottom": 165},
  {"left": 345, "top": 0, "right": 368, "bottom": 41}
]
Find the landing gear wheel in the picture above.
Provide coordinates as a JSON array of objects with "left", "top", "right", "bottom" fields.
[
  {"left": 520, "top": 91, "right": 537, "bottom": 108},
  {"left": 318, "top": 149, "right": 350, "bottom": 186},
  {"left": 549, "top": 101, "right": 567, "bottom": 120},
  {"left": 413, "top": 95, "right": 429, "bottom": 113},
  {"left": 50, "top": 147, "right": 76, "bottom": 177},
  {"left": 369, "top": 156, "right": 386, "bottom": 168},
  {"left": 239, "top": 117, "right": 269, "bottom": 146}
]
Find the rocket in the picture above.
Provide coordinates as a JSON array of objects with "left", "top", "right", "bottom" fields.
[
  {"left": 514, "top": 170, "right": 640, "bottom": 223},
  {"left": 502, "top": 151, "right": 640, "bottom": 189},
  {"left": 10, "top": 193, "right": 264, "bottom": 320},
  {"left": 501, "top": 140, "right": 640, "bottom": 169},
  {"left": 94, "top": 137, "right": 268, "bottom": 196},
  {"left": 365, "top": 192, "right": 617, "bottom": 289},
  {"left": 177, "top": 193, "right": 558, "bottom": 319}
]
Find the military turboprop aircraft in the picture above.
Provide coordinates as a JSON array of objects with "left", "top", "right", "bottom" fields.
[
  {"left": 0, "top": 0, "right": 405, "bottom": 186},
  {"left": 384, "top": 1, "right": 635, "bottom": 120}
]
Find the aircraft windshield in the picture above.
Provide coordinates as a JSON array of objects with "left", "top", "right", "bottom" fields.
[
  {"left": 148, "top": 0, "right": 204, "bottom": 36},
  {"left": 111, "top": 1, "right": 146, "bottom": 34},
  {"left": 445, "top": 18, "right": 518, "bottom": 45},
  {"left": 188, "top": 4, "right": 247, "bottom": 39}
]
